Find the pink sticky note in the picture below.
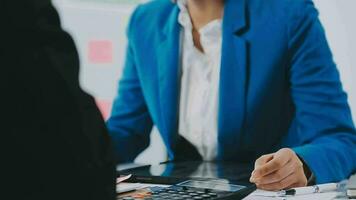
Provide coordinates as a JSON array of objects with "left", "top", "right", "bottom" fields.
[
  {"left": 88, "top": 40, "right": 113, "bottom": 64},
  {"left": 95, "top": 99, "right": 113, "bottom": 120}
]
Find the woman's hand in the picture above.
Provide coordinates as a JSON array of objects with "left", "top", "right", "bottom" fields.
[{"left": 250, "top": 148, "right": 308, "bottom": 191}]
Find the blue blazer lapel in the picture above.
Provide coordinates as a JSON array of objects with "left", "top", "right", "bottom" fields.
[
  {"left": 218, "top": 0, "right": 248, "bottom": 160},
  {"left": 156, "top": 6, "right": 180, "bottom": 157}
]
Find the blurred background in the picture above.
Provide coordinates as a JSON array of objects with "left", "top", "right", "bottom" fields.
[{"left": 52, "top": 0, "right": 356, "bottom": 164}]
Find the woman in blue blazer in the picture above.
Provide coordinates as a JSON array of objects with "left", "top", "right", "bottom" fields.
[{"left": 107, "top": 0, "right": 356, "bottom": 190}]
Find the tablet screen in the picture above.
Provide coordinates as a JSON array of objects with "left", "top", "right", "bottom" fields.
[
  {"left": 177, "top": 180, "right": 246, "bottom": 192},
  {"left": 118, "top": 161, "right": 253, "bottom": 185}
]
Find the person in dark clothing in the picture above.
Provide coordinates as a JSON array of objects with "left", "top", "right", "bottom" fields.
[{"left": 0, "top": 1, "right": 116, "bottom": 199}]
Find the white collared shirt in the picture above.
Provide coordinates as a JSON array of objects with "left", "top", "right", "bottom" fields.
[{"left": 177, "top": 0, "right": 222, "bottom": 161}]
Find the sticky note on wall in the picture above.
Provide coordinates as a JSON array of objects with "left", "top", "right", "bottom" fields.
[{"left": 88, "top": 40, "right": 113, "bottom": 64}]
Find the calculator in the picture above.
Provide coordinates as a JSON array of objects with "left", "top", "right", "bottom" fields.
[{"left": 117, "top": 180, "right": 256, "bottom": 200}]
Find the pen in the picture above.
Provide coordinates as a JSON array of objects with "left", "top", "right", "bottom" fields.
[{"left": 277, "top": 183, "right": 339, "bottom": 196}]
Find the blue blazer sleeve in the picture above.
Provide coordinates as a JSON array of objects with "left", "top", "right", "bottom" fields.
[
  {"left": 107, "top": 6, "right": 153, "bottom": 163},
  {"left": 287, "top": 0, "right": 356, "bottom": 183}
]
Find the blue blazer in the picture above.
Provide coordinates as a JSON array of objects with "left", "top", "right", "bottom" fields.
[{"left": 107, "top": 0, "right": 356, "bottom": 183}]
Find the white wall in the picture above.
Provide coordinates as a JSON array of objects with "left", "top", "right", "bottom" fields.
[
  {"left": 53, "top": 0, "right": 356, "bottom": 164},
  {"left": 313, "top": 0, "right": 356, "bottom": 122}
]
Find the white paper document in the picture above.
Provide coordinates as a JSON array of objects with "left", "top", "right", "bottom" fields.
[{"left": 244, "top": 189, "right": 340, "bottom": 200}]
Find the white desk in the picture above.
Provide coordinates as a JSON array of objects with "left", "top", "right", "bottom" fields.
[
  {"left": 117, "top": 164, "right": 354, "bottom": 199},
  {"left": 244, "top": 190, "right": 344, "bottom": 200},
  {"left": 117, "top": 182, "right": 348, "bottom": 200}
]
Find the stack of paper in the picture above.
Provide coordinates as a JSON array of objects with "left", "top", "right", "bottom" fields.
[
  {"left": 348, "top": 174, "right": 356, "bottom": 198},
  {"left": 116, "top": 174, "right": 144, "bottom": 194},
  {"left": 244, "top": 189, "right": 340, "bottom": 200}
]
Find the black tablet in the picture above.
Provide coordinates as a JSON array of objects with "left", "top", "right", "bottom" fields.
[
  {"left": 117, "top": 161, "right": 256, "bottom": 200},
  {"left": 117, "top": 161, "right": 254, "bottom": 185}
]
